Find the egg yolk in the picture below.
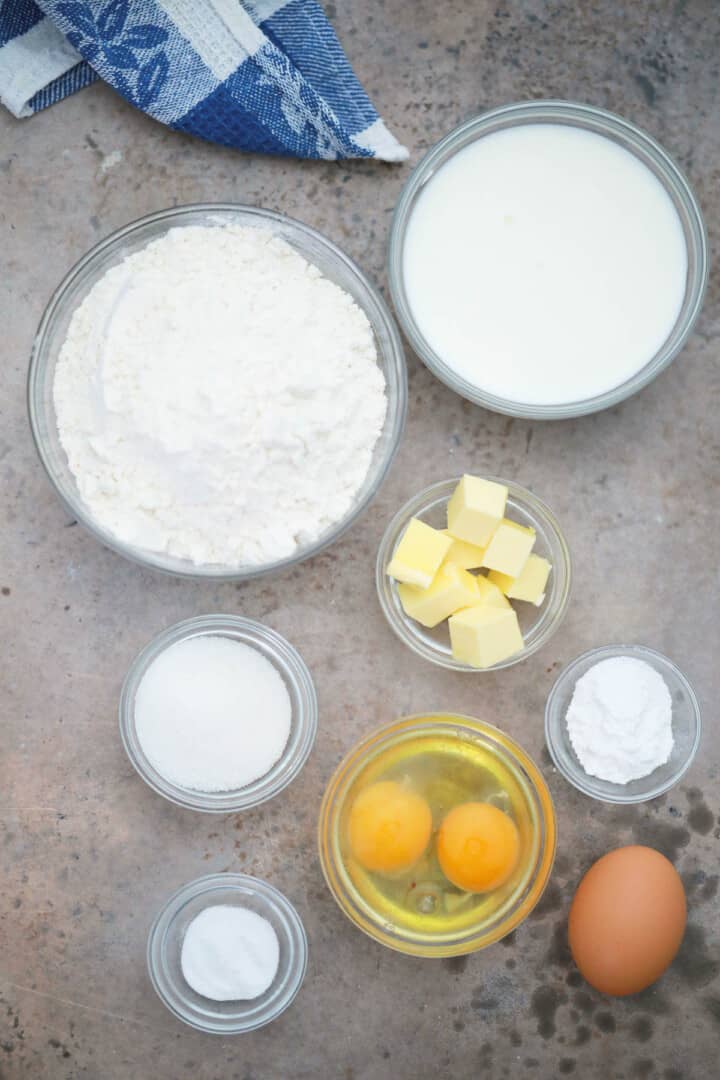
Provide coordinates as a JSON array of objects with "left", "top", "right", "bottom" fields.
[
  {"left": 348, "top": 780, "right": 432, "bottom": 875},
  {"left": 437, "top": 802, "right": 520, "bottom": 893}
]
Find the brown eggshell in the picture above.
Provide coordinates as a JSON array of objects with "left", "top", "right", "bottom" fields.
[{"left": 568, "top": 845, "right": 686, "bottom": 996}]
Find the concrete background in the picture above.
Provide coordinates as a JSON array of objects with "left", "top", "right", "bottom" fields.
[{"left": 1, "top": 1, "right": 718, "bottom": 1077}]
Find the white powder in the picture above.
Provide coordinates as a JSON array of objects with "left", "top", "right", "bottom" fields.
[
  {"left": 134, "top": 635, "right": 291, "bottom": 792},
  {"left": 565, "top": 656, "right": 674, "bottom": 784},
  {"left": 181, "top": 905, "right": 279, "bottom": 1001},
  {"left": 53, "top": 224, "right": 387, "bottom": 566}
]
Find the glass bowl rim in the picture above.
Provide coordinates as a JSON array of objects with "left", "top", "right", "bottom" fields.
[
  {"left": 317, "top": 712, "right": 557, "bottom": 957},
  {"left": 28, "top": 201, "right": 407, "bottom": 581},
  {"left": 375, "top": 476, "right": 572, "bottom": 671},
  {"left": 544, "top": 643, "right": 702, "bottom": 804},
  {"left": 388, "top": 99, "right": 709, "bottom": 420},
  {"left": 146, "top": 871, "right": 308, "bottom": 1034},
  {"left": 119, "top": 613, "right": 318, "bottom": 813}
]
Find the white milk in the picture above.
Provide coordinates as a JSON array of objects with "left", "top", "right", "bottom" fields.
[{"left": 402, "top": 124, "right": 688, "bottom": 406}]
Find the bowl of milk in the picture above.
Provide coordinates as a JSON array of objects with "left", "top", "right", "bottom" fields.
[{"left": 389, "top": 100, "right": 707, "bottom": 419}]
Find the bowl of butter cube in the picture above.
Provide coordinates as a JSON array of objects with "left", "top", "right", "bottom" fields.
[{"left": 376, "top": 476, "right": 572, "bottom": 671}]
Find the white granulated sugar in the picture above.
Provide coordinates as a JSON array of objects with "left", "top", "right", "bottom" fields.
[
  {"left": 565, "top": 656, "right": 674, "bottom": 784},
  {"left": 181, "top": 905, "right": 280, "bottom": 1001},
  {"left": 134, "top": 635, "right": 291, "bottom": 792},
  {"left": 53, "top": 224, "right": 387, "bottom": 566}
]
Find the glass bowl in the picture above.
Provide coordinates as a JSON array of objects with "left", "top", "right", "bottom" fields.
[
  {"left": 28, "top": 203, "right": 407, "bottom": 579},
  {"left": 545, "top": 644, "right": 702, "bottom": 804},
  {"left": 388, "top": 100, "right": 708, "bottom": 419},
  {"left": 147, "top": 873, "right": 307, "bottom": 1033},
  {"left": 318, "top": 714, "right": 556, "bottom": 957},
  {"left": 376, "top": 477, "right": 571, "bottom": 671},
  {"left": 119, "top": 614, "right": 317, "bottom": 813}
]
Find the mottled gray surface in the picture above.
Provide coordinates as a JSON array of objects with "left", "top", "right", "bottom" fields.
[{"left": 1, "top": 2, "right": 719, "bottom": 1078}]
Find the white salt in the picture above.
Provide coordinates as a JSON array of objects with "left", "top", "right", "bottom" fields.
[
  {"left": 181, "top": 905, "right": 280, "bottom": 1001},
  {"left": 134, "top": 635, "right": 291, "bottom": 792}
]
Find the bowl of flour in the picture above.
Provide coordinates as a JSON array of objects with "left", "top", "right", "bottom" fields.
[{"left": 29, "top": 205, "right": 406, "bottom": 578}]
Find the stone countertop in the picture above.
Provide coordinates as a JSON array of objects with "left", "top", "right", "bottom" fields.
[{"left": 1, "top": 2, "right": 718, "bottom": 1078}]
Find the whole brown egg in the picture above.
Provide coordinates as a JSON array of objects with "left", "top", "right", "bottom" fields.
[{"left": 568, "top": 845, "right": 686, "bottom": 996}]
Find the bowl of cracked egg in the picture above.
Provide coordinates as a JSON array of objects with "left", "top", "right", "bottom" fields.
[{"left": 318, "top": 714, "right": 556, "bottom": 957}]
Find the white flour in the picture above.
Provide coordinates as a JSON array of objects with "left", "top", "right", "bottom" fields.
[
  {"left": 566, "top": 656, "right": 674, "bottom": 784},
  {"left": 53, "top": 224, "right": 387, "bottom": 566}
]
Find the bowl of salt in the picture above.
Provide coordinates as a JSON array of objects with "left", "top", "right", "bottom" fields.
[{"left": 147, "top": 873, "right": 307, "bottom": 1033}]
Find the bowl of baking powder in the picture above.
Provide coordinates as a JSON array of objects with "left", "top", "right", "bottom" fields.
[
  {"left": 545, "top": 644, "right": 702, "bottom": 803},
  {"left": 29, "top": 205, "right": 406, "bottom": 579}
]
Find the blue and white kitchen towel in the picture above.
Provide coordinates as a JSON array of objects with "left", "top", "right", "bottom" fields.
[{"left": 0, "top": 0, "right": 407, "bottom": 160}]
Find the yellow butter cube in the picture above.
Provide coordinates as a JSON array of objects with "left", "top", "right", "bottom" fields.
[
  {"left": 449, "top": 606, "right": 524, "bottom": 668},
  {"left": 482, "top": 518, "right": 536, "bottom": 577},
  {"left": 475, "top": 573, "right": 511, "bottom": 609},
  {"left": 398, "top": 563, "right": 482, "bottom": 628},
  {"left": 489, "top": 555, "right": 552, "bottom": 606},
  {"left": 447, "top": 476, "right": 508, "bottom": 547},
  {"left": 387, "top": 518, "right": 453, "bottom": 588},
  {"left": 441, "top": 530, "right": 487, "bottom": 570}
]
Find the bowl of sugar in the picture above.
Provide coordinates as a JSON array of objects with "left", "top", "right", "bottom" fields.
[
  {"left": 147, "top": 873, "right": 307, "bottom": 1033},
  {"left": 119, "top": 614, "right": 317, "bottom": 813},
  {"left": 389, "top": 100, "right": 708, "bottom": 419}
]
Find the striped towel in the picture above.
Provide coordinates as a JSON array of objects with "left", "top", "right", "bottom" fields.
[{"left": 0, "top": 0, "right": 408, "bottom": 161}]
